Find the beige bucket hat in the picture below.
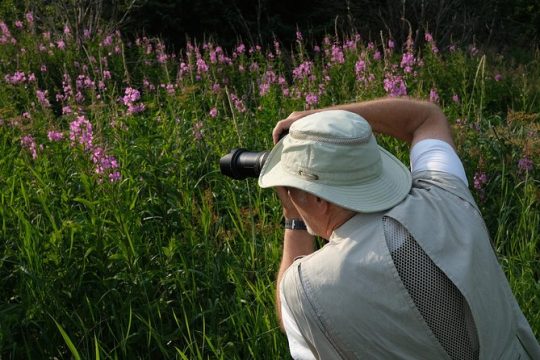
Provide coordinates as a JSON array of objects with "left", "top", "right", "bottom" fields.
[{"left": 258, "top": 110, "right": 412, "bottom": 213}]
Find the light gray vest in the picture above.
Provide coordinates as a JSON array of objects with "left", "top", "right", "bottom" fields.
[{"left": 282, "top": 170, "right": 540, "bottom": 359}]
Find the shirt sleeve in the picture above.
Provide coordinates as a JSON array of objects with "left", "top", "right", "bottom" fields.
[
  {"left": 410, "top": 139, "right": 469, "bottom": 186},
  {"left": 280, "top": 279, "right": 316, "bottom": 360}
]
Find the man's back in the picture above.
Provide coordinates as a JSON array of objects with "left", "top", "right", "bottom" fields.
[{"left": 282, "top": 171, "right": 539, "bottom": 359}]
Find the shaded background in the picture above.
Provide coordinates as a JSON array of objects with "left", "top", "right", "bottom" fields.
[{"left": 2, "top": 0, "right": 540, "bottom": 51}]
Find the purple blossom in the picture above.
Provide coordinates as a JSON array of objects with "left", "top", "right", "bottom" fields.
[
  {"left": 373, "top": 51, "right": 382, "bottom": 61},
  {"left": 296, "top": 31, "right": 303, "bottom": 42},
  {"left": 494, "top": 74, "right": 502, "bottom": 82},
  {"left": 259, "top": 82, "right": 270, "bottom": 96},
  {"left": 236, "top": 43, "right": 246, "bottom": 54},
  {"left": 388, "top": 40, "right": 395, "bottom": 49},
  {"left": 425, "top": 33, "right": 433, "bottom": 42},
  {"left": 62, "top": 106, "right": 72, "bottom": 115},
  {"left": 123, "top": 87, "right": 141, "bottom": 105},
  {"left": 48, "top": 131, "right": 64, "bottom": 142},
  {"left": 21, "top": 135, "right": 38, "bottom": 159},
  {"left": 305, "top": 93, "right": 318, "bottom": 107},
  {"left": 330, "top": 45, "right": 345, "bottom": 64},
  {"left": 209, "top": 107, "right": 218, "bottom": 118},
  {"left": 69, "top": 115, "right": 93, "bottom": 150},
  {"left": 127, "top": 103, "right": 145, "bottom": 115},
  {"left": 473, "top": 171, "right": 488, "bottom": 191},
  {"left": 383, "top": 74, "right": 407, "bottom": 97},
  {"left": 429, "top": 88, "right": 439, "bottom": 103},
  {"left": 400, "top": 53, "right": 416, "bottom": 73},
  {"left": 102, "top": 35, "right": 113, "bottom": 47},
  {"left": 5, "top": 71, "right": 26, "bottom": 84},
  {"left": 452, "top": 94, "right": 460, "bottom": 103},
  {"left": 25, "top": 12, "right": 34, "bottom": 24},
  {"left": 193, "top": 121, "right": 204, "bottom": 140},
  {"left": 196, "top": 58, "right": 209, "bottom": 73},
  {"left": 91, "top": 147, "right": 121, "bottom": 182},
  {"left": 36, "top": 89, "right": 51, "bottom": 107},
  {"left": 109, "top": 172, "right": 121, "bottom": 182},
  {"left": 518, "top": 157, "right": 533, "bottom": 173},
  {"left": 292, "top": 61, "right": 313, "bottom": 80},
  {"left": 56, "top": 39, "right": 66, "bottom": 50},
  {"left": 230, "top": 93, "right": 246, "bottom": 113}
]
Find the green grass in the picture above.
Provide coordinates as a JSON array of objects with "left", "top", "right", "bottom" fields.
[{"left": 0, "top": 10, "right": 538, "bottom": 359}]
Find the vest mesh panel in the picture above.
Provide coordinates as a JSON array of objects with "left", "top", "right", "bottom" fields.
[{"left": 383, "top": 216, "right": 480, "bottom": 360}]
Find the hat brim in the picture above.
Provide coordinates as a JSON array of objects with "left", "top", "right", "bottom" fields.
[{"left": 258, "top": 137, "right": 412, "bottom": 213}]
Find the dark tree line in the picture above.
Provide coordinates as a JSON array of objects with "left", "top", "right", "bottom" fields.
[{"left": 1, "top": 0, "right": 539, "bottom": 51}]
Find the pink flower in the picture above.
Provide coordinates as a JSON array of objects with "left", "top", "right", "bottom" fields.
[
  {"left": 48, "top": 131, "right": 64, "bottom": 141},
  {"left": 518, "top": 157, "right": 533, "bottom": 173},
  {"left": 196, "top": 58, "right": 209, "bottom": 73},
  {"left": 21, "top": 135, "right": 38, "bottom": 159},
  {"left": 193, "top": 121, "right": 204, "bottom": 140},
  {"left": 292, "top": 61, "right": 313, "bottom": 80},
  {"left": 123, "top": 87, "right": 141, "bottom": 105},
  {"left": 102, "top": 35, "right": 113, "bottom": 47},
  {"left": 209, "top": 107, "right": 218, "bottom": 118},
  {"left": 383, "top": 74, "right": 407, "bottom": 97},
  {"left": 109, "top": 171, "right": 121, "bottom": 182},
  {"left": 259, "top": 82, "right": 270, "bottom": 96},
  {"left": 36, "top": 89, "right": 51, "bottom": 107},
  {"left": 25, "top": 12, "right": 34, "bottom": 24},
  {"left": 56, "top": 39, "right": 66, "bottom": 49},
  {"left": 127, "top": 103, "right": 145, "bottom": 114},
  {"left": 400, "top": 53, "right": 416, "bottom": 73},
  {"left": 305, "top": 93, "right": 318, "bottom": 107},
  {"left": 473, "top": 171, "right": 488, "bottom": 191},
  {"left": 69, "top": 115, "right": 93, "bottom": 150},
  {"left": 330, "top": 45, "right": 345, "bottom": 64},
  {"left": 424, "top": 33, "right": 433, "bottom": 42},
  {"left": 452, "top": 94, "right": 460, "bottom": 103},
  {"left": 230, "top": 93, "right": 246, "bottom": 113},
  {"left": 236, "top": 43, "right": 246, "bottom": 54},
  {"left": 494, "top": 74, "right": 502, "bottom": 82},
  {"left": 373, "top": 51, "right": 382, "bottom": 61},
  {"left": 429, "top": 88, "right": 439, "bottom": 103},
  {"left": 388, "top": 40, "right": 395, "bottom": 49}
]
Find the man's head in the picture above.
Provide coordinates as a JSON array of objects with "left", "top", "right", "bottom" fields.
[{"left": 259, "top": 110, "right": 412, "bottom": 214}]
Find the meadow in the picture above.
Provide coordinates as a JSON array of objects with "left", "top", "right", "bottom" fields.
[{"left": 0, "top": 11, "right": 539, "bottom": 359}]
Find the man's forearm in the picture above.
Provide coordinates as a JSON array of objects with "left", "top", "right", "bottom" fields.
[
  {"left": 276, "top": 229, "right": 315, "bottom": 330},
  {"left": 274, "top": 97, "right": 454, "bottom": 148}
]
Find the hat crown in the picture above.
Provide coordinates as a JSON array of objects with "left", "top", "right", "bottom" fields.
[
  {"left": 290, "top": 110, "right": 372, "bottom": 144},
  {"left": 281, "top": 110, "right": 382, "bottom": 185}
]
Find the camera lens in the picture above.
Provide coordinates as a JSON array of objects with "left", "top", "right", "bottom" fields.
[{"left": 219, "top": 148, "right": 270, "bottom": 179}]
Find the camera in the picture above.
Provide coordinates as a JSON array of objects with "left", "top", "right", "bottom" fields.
[
  {"left": 219, "top": 149, "right": 269, "bottom": 179},
  {"left": 219, "top": 130, "right": 287, "bottom": 180}
]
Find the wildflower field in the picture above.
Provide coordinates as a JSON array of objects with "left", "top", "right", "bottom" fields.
[{"left": 0, "top": 10, "right": 539, "bottom": 359}]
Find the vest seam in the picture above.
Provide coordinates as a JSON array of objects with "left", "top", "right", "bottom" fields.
[{"left": 298, "top": 264, "right": 352, "bottom": 359}]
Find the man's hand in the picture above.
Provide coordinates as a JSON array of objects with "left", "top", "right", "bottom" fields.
[
  {"left": 272, "top": 110, "right": 316, "bottom": 144},
  {"left": 275, "top": 186, "right": 301, "bottom": 220}
]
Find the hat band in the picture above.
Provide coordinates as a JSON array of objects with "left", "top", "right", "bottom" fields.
[
  {"left": 290, "top": 130, "right": 372, "bottom": 144},
  {"left": 282, "top": 160, "right": 383, "bottom": 185}
]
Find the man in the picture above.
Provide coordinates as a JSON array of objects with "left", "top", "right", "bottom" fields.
[{"left": 258, "top": 98, "right": 540, "bottom": 359}]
